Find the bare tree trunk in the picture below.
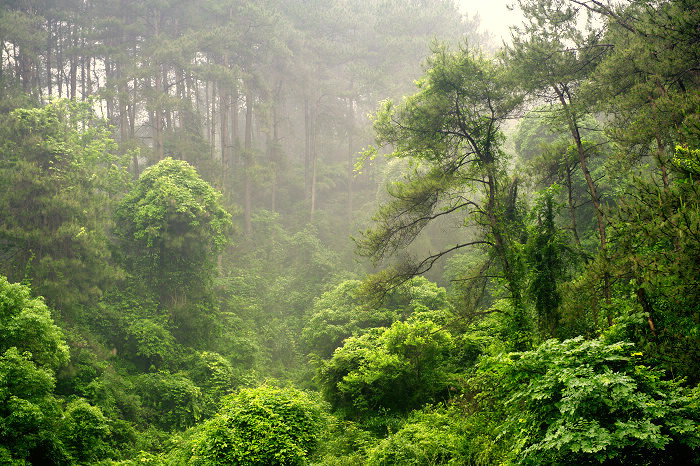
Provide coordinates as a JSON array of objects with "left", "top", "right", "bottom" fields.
[
  {"left": 85, "top": 45, "right": 91, "bottom": 99},
  {"left": 271, "top": 97, "right": 279, "bottom": 212},
  {"left": 47, "top": 19, "right": 52, "bottom": 96},
  {"left": 70, "top": 22, "right": 78, "bottom": 100},
  {"left": 565, "top": 164, "right": 582, "bottom": 248},
  {"left": 57, "top": 21, "right": 63, "bottom": 97},
  {"left": 304, "top": 97, "right": 310, "bottom": 198},
  {"left": 554, "top": 85, "right": 611, "bottom": 322},
  {"left": 210, "top": 80, "right": 217, "bottom": 161},
  {"left": 347, "top": 97, "right": 354, "bottom": 224},
  {"left": 220, "top": 78, "right": 229, "bottom": 192},
  {"left": 80, "top": 35, "right": 86, "bottom": 101},
  {"left": 244, "top": 87, "right": 253, "bottom": 235},
  {"left": 118, "top": 58, "right": 128, "bottom": 143},
  {"left": 231, "top": 84, "right": 239, "bottom": 169},
  {"left": 129, "top": 77, "right": 137, "bottom": 137},
  {"left": 310, "top": 101, "right": 317, "bottom": 221}
]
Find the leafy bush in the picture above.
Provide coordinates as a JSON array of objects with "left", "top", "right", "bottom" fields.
[
  {"left": 319, "top": 318, "right": 457, "bottom": 417},
  {"left": 136, "top": 371, "right": 204, "bottom": 430},
  {"left": 471, "top": 336, "right": 700, "bottom": 464},
  {"left": 366, "top": 407, "right": 467, "bottom": 465},
  {"left": 177, "top": 384, "right": 326, "bottom": 465},
  {"left": 61, "top": 398, "right": 111, "bottom": 463}
]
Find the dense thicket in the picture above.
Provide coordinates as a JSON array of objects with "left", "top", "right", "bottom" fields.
[{"left": 0, "top": 0, "right": 697, "bottom": 464}]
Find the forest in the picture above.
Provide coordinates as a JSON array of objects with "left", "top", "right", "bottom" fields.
[{"left": 0, "top": 0, "right": 698, "bottom": 464}]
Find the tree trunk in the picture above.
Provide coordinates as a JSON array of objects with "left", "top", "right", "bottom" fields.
[
  {"left": 70, "top": 22, "right": 78, "bottom": 100},
  {"left": 565, "top": 164, "right": 582, "bottom": 248},
  {"left": 210, "top": 80, "right": 217, "bottom": 161},
  {"left": 231, "top": 84, "right": 239, "bottom": 168},
  {"left": 310, "top": 100, "right": 317, "bottom": 221},
  {"left": 220, "top": 79, "right": 229, "bottom": 192},
  {"left": 47, "top": 19, "right": 52, "bottom": 96},
  {"left": 244, "top": 87, "right": 254, "bottom": 235},
  {"left": 304, "top": 97, "right": 310, "bottom": 198},
  {"left": 347, "top": 97, "right": 354, "bottom": 225},
  {"left": 554, "top": 85, "right": 611, "bottom": 321}
]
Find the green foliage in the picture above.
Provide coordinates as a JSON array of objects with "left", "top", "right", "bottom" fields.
[
  {"left": 61, "top": 399, "right": 111, "bottom": 463},
  {"left": 116, "top": 158, "right": 232, "bottom": 292},
  {"left": 302, "top": 277, "right": 450, "bottom": 359},
  {"left": 525, "top": 186, "right": 566, "bottom": 338},
  {"left": 319, "top": 317, "right": 457, "bottom": 417},
  {"left": 0, "top": 347, "right": 65, "bottom": 464},
  {"left": 222, "top": 211, "right": 345, "bottom": 377},
  {"left": 176, "top": 384, "right": 326, "bottom": 465},
  {"left": 602, "top": 146, "right": 700, "bottom": 381},
  {"left": 470, "top": 336, "right": 700, "bottom": 465},
  {"left": 0, "top": 276, "right": 69, "bottom": 371},
  {"left": 188, "top": 351, "right": 243, "bottom": 416},
  {"left": 0, "top": 277, "right": 72, "bottom": 464},
  {"left": 0, "top": 99, "right": 130, "bottom": 316},
  {"left": 115, "top": 158, "right": 233, "bottom": 344},
  {"left": 365, "top": 407, "right": 468, "bottom": 465},
  {"left": 136, "top": 371, "right": 204, "bottom": 431}
]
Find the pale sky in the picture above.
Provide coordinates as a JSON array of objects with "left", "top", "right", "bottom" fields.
[{"left": 458, "top": 0, "right": 525, "bottom": 44}]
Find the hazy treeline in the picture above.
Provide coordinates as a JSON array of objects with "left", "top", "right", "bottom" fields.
[{"left": 0, "top": 0, "right": 698, "bottom": 464}]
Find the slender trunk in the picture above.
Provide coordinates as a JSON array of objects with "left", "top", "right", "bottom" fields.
[
  {"left": 554, "top": 85, "right": 611, "bottom": 320},
  {"left": 129, "top": 77, "right": 136, "bottom": 137},
  {"left": 85, "top": 46, "right": 91, "bottom": 99},
  {"left": 304, "top": 97, "right": 310, "bottom": 198},
  {"left": 244, "top": 87, "right": 254, "bottom": 234},
  {"left": 153, "top": 8, "right": 163, "bottom": 159},
  {"left": 310, "top": 99, "right": 318, "bottom": 221},
  {"left": 565, "top": 164, "right": 582, "bottom": 248},
  {"left": 164, "top": 67, "right": 172, "bottom": 130},
  {"left": 70, "top": 22, "right": 78, "bottom": 100},
  {"left": 231, "top": 84, "right": 239, "bottom": 169},
  {"left": 636, "top": 285, "right": 657, "bottom": 336},
  {"left": 57, "top": 21, "right": 63, "bottom": 97},
  {"left": 80, "top": 36, "right": 86, "bottom": 101},
  {"left": 271, "top": 98, "right": 279, "bottom": 212},
  {"left": 47, "top": 19, "right": 52, "bottom": 96},
  {"left": 118, "top": 59, "right": 128, "bottom": 143},
  {"left": 210, "top": 80, "right": 217, "bottom": 161},
  {"left": 177, "top": 68, "right": 185, "bottom": 129},
  {"left": 220, "top": 80, "right": 229, "bottom": 192},
  {"left": 347, "top": 97, "right": 354, "bottom": 224}
]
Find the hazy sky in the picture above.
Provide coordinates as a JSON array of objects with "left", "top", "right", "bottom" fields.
[{"left": 458, "top": 0, "right": 525, "bottom": 44}]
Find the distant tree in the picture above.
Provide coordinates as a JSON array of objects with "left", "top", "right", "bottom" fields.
[
  {"left": 0, "top": 99, "right": 130, "bottom": 318},
  {"left": 302, "top": 276, "right": 450, "bottom": 359}
]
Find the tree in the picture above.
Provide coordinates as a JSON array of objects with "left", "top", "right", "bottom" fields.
[
  {"left": 318, "top": 317, "right": 457, "bottom": 417},
  {"left": 357, "top": 42, "right": 528, "bottom": 347},
  {"left": 115, "top": 158, "right": 232, "bottom": 344},
  {"left": 507, "top": 0, "right": 613, "bottom": 319},
  {"left": 0, "top": 276, "right": 70, "bottom": 464},
  {"left": 0, "top": 98, "right": 130, "bottom": 317},
  {"left": 302, "top": 276, "right": 450, "bottom": 359}
]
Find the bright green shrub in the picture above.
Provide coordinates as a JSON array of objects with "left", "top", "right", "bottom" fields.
[
  {"left": 136, "top": 371, "right": 203, "bottom": 430},
  {"left": 471, "top": 336, "right": 700, "bottom": 465},
  {"left": 179, "top": 384, "right": 325, "bottom": 465},
  {"left": 319, "top": 318, "right": 456, "bottom": 417},
  {"left": 61, "top": 398, "right": 111, "bottom": 463},
  {"left": 366, "top": 407, "right": 467, "bottom": 465}
]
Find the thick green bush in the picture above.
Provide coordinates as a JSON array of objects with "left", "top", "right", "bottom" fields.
[{"left": 178, "top": 384, "right": 326, "bottom": 465}]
